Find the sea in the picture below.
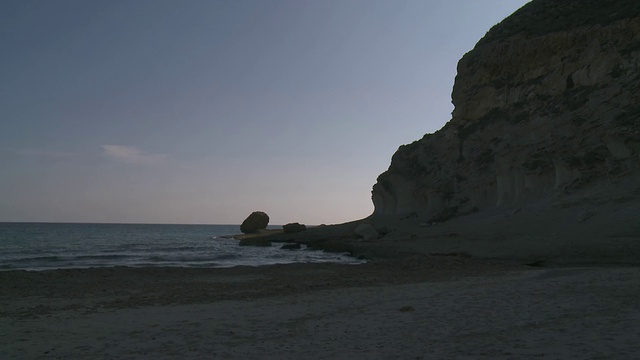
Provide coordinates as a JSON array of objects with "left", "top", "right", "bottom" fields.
[{"left": 0, "top": 222, "right": 363, "bottom": 271}]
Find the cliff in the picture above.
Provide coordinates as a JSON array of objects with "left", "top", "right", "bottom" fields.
[
  {"left": 372, "top": 0, "right": 640, "bottom": 222},
  {"left": 254, "top": 0, "right": 639, "bottom": 265}
]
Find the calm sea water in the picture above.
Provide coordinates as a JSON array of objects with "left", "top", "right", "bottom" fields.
[{"left": 0, "top": 223, "right": 362, "bottom": 271}]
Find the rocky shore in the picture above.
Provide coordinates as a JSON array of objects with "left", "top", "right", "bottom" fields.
[
  {"left": 238, "top": 191, "right": 639, "bottom": 266},
  {"left": 243, "top": 0, "right": 640, "bottom": 268}
]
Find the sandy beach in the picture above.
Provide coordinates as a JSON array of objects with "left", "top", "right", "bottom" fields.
[
  {"left": 3, "top": 0, "right": 640, "bottom": 358},
  {"left": 2, "top": 256, "right": 640, "bottom": 359}
]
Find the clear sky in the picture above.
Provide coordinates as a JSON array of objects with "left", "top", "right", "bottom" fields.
[{"left": 1, "top": 0, "right": 530, "bottom": 225}]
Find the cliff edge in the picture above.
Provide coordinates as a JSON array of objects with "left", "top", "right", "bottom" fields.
[
  {"left": 255, "top": 0, "right": 640, "bottom": 265},
  {"left": 363, "top": 0, "right": 640, "bottom": 264},
  {"left": 373, "top": 0, "right": 639, "bottom": 221}
]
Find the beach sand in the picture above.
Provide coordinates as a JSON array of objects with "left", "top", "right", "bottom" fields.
[{"left": 2, "top": 257, "right": 640, "bottom": 359}]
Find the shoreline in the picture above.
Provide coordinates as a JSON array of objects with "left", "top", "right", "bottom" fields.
[
  {"left": 0, "top": 255, "right": 520, "bottom": 306},
  {"left": 3, "top": 221, "right": 640, "bottom": 359}
]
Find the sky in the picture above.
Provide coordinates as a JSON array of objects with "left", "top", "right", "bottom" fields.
[{"left": 0, "top": 0, "right": 531, "bottom": 225}]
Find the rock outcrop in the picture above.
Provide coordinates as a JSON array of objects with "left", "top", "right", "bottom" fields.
[
  {"left": 283, "top": 223, "right": 307, "bottom": 234},
  {"left": 372, "top": 0, "right": 640, "bottom": 222},
  {"left": 240, "top": 211, "right": 270, "bottom": 234},
  {"left": 239, "top": 237, "right": 271, "bottom": 247},
  {"left": 353, "top": 223, "right": 379, "bottom": 240}
]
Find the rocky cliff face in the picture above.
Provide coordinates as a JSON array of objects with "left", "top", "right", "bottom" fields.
[{"left": 372, "top": 0, "right": 640, "bottom": 221}]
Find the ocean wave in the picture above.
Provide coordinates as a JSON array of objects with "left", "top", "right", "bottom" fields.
[
  {"left": 9, "top": 255, "right": 63, "bottom": 263},
  {"left": 131, "top": 261, "right": 221, "bottom": 268},
  {"left": 0, "top": 222, "right": 364, "bottom": 271},
  {"left": 118, "top": 245, "right": 215, "bottom": 253},
  {"left": 144, "top": 254, "right": 227, "bottom": 263},
  {"left": 7, "top": 254, "right": 132, "bottom": 263},
  {"left": 71, "top": 254, "right": 131, "bottom": 261}
]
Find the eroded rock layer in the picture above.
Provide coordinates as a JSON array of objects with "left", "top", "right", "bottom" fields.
[{"left": 372, "top": 0, "right": 640, "bottom": 221}]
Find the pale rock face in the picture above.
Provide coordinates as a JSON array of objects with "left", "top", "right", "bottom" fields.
[{"left": 372, "top": 0, "right": 640, "bottom": 221}]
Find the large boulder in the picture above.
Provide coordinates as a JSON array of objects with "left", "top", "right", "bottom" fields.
[
  {"left": 240, "top": 211, "right": 270, "bottom": 234},
  {"left": 283, "top": 222, "right": 307, "bottom": 234}
]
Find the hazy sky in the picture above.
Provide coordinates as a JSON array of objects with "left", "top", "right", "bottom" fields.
[{"left": 1, "top": 0, "right": 530, "bottom": 225}]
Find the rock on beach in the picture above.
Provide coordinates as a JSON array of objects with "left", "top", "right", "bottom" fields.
[
  {"left": 283, "top": 222, "right": 307, "bottom": 234},
  {"left": 240, "top": 211, "right": 269, "bottom": 234}
]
